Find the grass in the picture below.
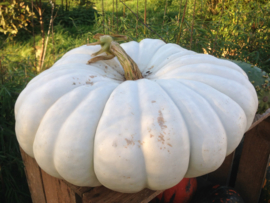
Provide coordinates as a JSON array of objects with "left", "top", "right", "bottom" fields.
[{"left": 0, "top": 0, "right": 270, "bottom": 202}]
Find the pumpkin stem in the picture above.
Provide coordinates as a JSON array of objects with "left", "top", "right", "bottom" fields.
[{"left": 87, "top": 34, "right": 143, "bottom": 80}]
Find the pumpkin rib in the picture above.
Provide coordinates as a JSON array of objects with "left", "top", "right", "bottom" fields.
[
  {"left": 16, "top": 80, "right": 115, "bottom": 157},
  {"left": 156, "top": 79, "right": 227, "bottom": 178},
  {"left": 157, "top": 63, "right": 257, "bottom": 102},
  {"left": 151, "top": 54, "right": 247, "bottom": 78},
  {"left": 144, "top": 51, "right": 196, "bottom": 77},
  {"left": 154, "top": 63, "right": 250, "bottom": 85},
  {"left": 53, "top": 83, "right": 117, "bottom": 186},
  {"left": 33, "top": 82, "right": 117, "bottom": 180},
  {"left": 176, "top": 79, "right": 247, "bottom": 155},
  {"left": 142, "top": 43, "right": 195, "bottom": 76},
  {"left": 16, "top": 70, "right": 118, "bottom": 115},
  {"left": 138, "top": 79, "right": 189, "bottom": 191},
  {"left": 31, "top": 63, "right": 124, "bottom": 85},
  {"left": 94, "top": 79, "right": 189, "bottom": 192},
  {"left": 160, "top": 73, "right": 257, "bottom": 130},
  {"left": 136, "top": 39, "right": 166, "bottom": 73},
  {"left": 94, "top": 80, "right": 148, "bottom": 192}
]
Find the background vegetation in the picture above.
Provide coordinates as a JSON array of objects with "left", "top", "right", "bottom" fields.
[{"left": 0, "top": 0, "right": 269, "bottom": 202}]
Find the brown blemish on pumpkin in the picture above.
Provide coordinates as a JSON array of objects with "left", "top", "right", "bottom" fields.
[
  {"left": 152, "top": 101, "right": 156, "bottom": 103},
  {"left": 167, "top": 143, "right": 172, "bottom": 147},
  {"left": 138, "top": 141, "right": 145, "bottom": 145},
  {"left": 72, "top": 82, "right": 76, "bottom": 85},
  {"left": 105, "top": 66, "right": 108, "bottom": 69},
  {"left": 157, "top": 110, "right": 167, "bottom": 129},
  {"left": 86, "top": 81, "right": 94, "bottom": 85},
  {"left": 89, "top": 75, "right": 97, "bottom": 78},
  {"left": 150, "top": 134, "right": 154, "bottom": 138},
  {"left": 125, "top": 138, "right": 135, "bottom": 146},
  {"left": 149, "top": 66, "right": 154, "bottom": 70},
  {"left": 158, "top": 133, "right": 165, "bottom": 144}
]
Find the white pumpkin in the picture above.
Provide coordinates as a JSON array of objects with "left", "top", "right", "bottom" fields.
[{"left": 15, "top": 37, "right": 258, "bottom": 193}]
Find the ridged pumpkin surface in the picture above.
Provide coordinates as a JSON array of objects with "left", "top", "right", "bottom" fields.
[{"left": 15, "top": 39, "right": 258, "bottom": 193}]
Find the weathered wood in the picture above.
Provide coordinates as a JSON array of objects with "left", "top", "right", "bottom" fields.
[
  {"left": 256, "top": 117, "right": 270, "bottom": 142},
  {"left": 82, "top": 186, "right": 163, "bottom": 203},
  {"left": 248, "top": 108, "right": 270, "bottom": 131},
  {"left": 63, "top": 181, "right": 93, "bottom": 197},
  {"left": 235, "top": 125, "right": 270, "bottom": 203},
  {"left": 41, "top": 171, "right": 78, "bottom": 203},
  {"left": 20, "top": 148, "right": 47, "bottom": 203},
  {"left": 207, "top": 152, "right": 235, "bottom": 185}
]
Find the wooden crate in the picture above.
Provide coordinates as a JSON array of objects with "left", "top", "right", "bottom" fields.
[
  {"left": 20, "top": 148, "right": 163, "bottom": 203},
  {"left": 20, "top": 109, "right": 270, "bottom": 203},
  {"left": 208, "top": 109, "right": 270, "bottom": 203}
]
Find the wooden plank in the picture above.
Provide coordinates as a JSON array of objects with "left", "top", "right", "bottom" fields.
[
  {"left": 63, "top": 180, "right": 93, "bottom": 197},
  {"left": 82, "top": 186, "right": 163, "bottom": 203},
  {"left": 20, "top": 148, "right": 47, "bottom": 203},
  {"left": 248, "top": 108, "right": 270, "bottom": 132},
  {"left": 207, "top": 152, "right": 235, "bottom": 185},
  {"left": 235, "top": 123, "right": 270, "bottom": 203},
  {"left": 41, "top": 170, "right": 78, "bottom": 203},
  {"left": 258, "top": 155, "right": 270, "bottom": 202},
  {"left": 207, "top": 109, "right": 270, "bottom": 187}
]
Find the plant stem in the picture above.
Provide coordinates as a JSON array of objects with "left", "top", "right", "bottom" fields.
[
  {"left": 31, "top": 0, "right": 36, "bottom": 72},
  {"left": 119, "top": 0, "right": 166, "bottom": 42},
  {"left": 112, "top": 0, "right": 114, "bottom": 30},
  {"left": 41, "top": 0, "right": 54, "bottom": 70},
  {"left": 177, "top": 0, "right": 182, "bottom": 24},
  {"left": 190, "top": 0, "right": 196, "bottom": 50},
  {"left": 102, "top": 0, "right": 105, "bottom": 33},
  {"left": 116, "top": 0, "right": 118, "bottom": 33},
  {"left": 136, "top": 0, "right": 138, "bottom": 38},
  {"left": 162, "top": 0, "right": 168, "bottom": 28},
  {"left": 144, "top": 0, "right": 147, "bottom": 35},
  {"left": 87, "top": 35, "right": 142, "bottom": 80},
  {"left": 177, "top": 0, "right": 188, "bottom": 44},
  {"left": 37, "top": 0, "right": 45, "bottom": 73}
]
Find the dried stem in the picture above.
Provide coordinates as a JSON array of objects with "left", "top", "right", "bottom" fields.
[
  {"left": 36, "top": 0, "right": 45, "bottom": 73},
  {"left": 87, "top": 35, "right": 142, "bottom": 80},
  {"left": 123, "top": 0, "right": 125, "bottom": 17},
  {"left": 176, "top": 0, "right": 188, "bottom": 44},
  {"left": 116, "top": 0, "right": 118, "bottom": 33},
  {"left": 144, "top": 0, "right": 147, "bottom": 35},
  {"left": 119, "top": 0, "right": 166, "bottom": 42},
  {"left": 190, "top": 0, "right": 196, "bottom": 50},
  {"left": 177, "top": 0, "right": 182, "bottom": 24},
  {"left": 102, "top": 0, "right": 105, "bottom": 34},
  {"left": 162, "top": 0, "right": 168, "bottom": 28},
  {"left": 41, "top": 1, "right": 54, "bottom": 70},
  {"left": 136, "top": 0, "right": 138, "bottom": 37},
  {"left": 112, "top": 0, "right": 114, "bottom": 30},
  {"left": 31, "top": 0, "right": 36, "bottom": 72},
  {"left": 213, "top": 0, "right": 224, "bottom": 55}
]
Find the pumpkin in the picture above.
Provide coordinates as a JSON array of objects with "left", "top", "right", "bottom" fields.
[
  {"left": 15, "top": 35, "right": 258, "bottom": 193},
  {"left": 191, "top": 185, "right": 244, "bottom": 203},
  {"left": 154, "top": 178, "right": 197, "bottom": 203}
]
